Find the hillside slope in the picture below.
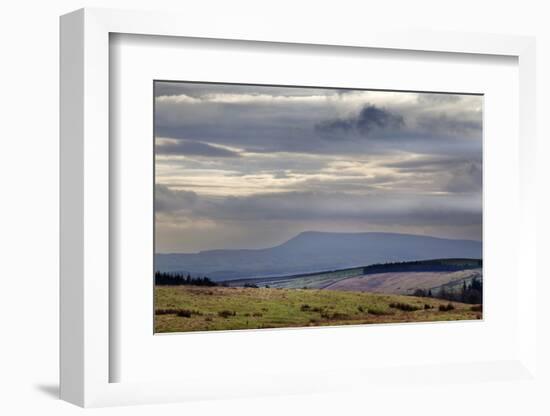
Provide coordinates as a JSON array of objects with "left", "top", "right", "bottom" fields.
[{"left": 324, "top": 268, "right": 482, "bottom": 295}]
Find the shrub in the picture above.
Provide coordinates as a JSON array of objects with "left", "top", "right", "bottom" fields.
[
  {"left": 320, "top": 311, "right": 350, "bottom": 320},
  {"left": 321, "top": 312, "right": 349, "bottom": 320},
  {"left": 155, "top": 308, "right": 201, "bottom": 317},
  {"left": 413, "top": 288, "right": 428, "bottom": 297},
  {"left": 331, "top": 312, "right": 350, "bottom": 320},
  {"left": 155, "top": 308, "right": 180, "bottom": 315},
  {"left": 252, "top": 312, "right": 263, "bottom": 317},
  {"left": 218, "top": 310, "right": 236, "bottom": 318},
  {"left": 176, "top": 309, "right": 193, "bottom": 318},
  {"left": 244, "top": 283, "right": 259, "bottom": 288},
  {"left": 176, "top": 309, "right": 202, "bottom": 318},
  {"left": 424, "top": 304, "right": 433, "bottom": 310},
  {"left": 389, "top": 302, "right": 420, "bottom": 312},
  {"left": 367, "top": 307, "right": 393, "bottom": 316},
  {"left": 300, "top": 304, "right": 311, "bottom": 311},
  {"left": 470, "top": 304, "right": 482, "bottom": 312},
  {"left": 320, "top": 311, "right": 331, "bottom": 319},
  {"left": 439, "top": 303, "right": 455, "bottom": 312},
  {"left": 357, "top": 305, "right": 365, "bottom": 313}
]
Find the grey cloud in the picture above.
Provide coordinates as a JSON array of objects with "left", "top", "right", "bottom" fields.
[
  {"left": 386, "top": 156, "right": 482, "bottom": 193},
  {"left": 154, "top": 81, "right": 337, "bottom": 99},
  {"left": 154, "top": 82, "right": 263, "bottom": 98},
  {"left": 156, "top": 153, "right": 331, "bottom": 179},
  {"left": 283, "top": 174, "right": 400, "bottom": 193},
  {"left": 386, "top": 156, "right": 459, "bottom": 171},
  {"left": 387, "top": 155, "right": 481, "bottom": 172},
  {"left": 316, "top": 104, "right": 404, "bottom": 138},
  {"left": 156, "top": 140, "right": 241, "bottom": 158},
  {"left": 155, "top": 185, "right": 198, "bottom": 213},
  {"left": 185, "top": 190, "right": 481, "bottom": 229},
  {"left": 445, "top": 162, "right": 482, "bottom": 193},
  {"left": 416, "top": 113, "right": 482, "bottom": 137},
  {"left": 155, "top": 84, "right": 481, "bottom": 160},
  {"left": 155, "top": 99, "right": 329, "bottom": 154},
  {"left": 356, "top": 105, "right": 405, "bottom": 134},
  {"left": 417, "top": 93, "right": 464, "bottom": 105},
  {"left": 156, "top": 184, "right": 480, "bottom": 228}
]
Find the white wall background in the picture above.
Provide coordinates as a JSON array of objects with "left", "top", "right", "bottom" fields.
[{"left": 0, "top": 1, "right": 548, "bottom": 415}]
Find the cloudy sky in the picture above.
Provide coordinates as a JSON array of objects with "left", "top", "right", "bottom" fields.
[{"left": 155, "top": 82, "right": 482, "bottom": 253}]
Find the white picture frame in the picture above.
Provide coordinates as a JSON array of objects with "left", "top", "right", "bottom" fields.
[{"left": 60, "top": 7, "right": 538, "bottom": 408}]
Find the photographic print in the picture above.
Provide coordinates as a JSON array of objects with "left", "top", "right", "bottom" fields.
[{"left": 154, "top": 81, "right": 483, "bottom": 333}]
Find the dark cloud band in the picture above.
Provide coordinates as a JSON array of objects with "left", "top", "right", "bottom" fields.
[{"left": 316, "top": 104, "right": 405, "bottom": 138}]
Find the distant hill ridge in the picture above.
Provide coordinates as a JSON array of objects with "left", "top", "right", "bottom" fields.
[{"left": 155, "top": 231, "right": 482, "bottom": 281}]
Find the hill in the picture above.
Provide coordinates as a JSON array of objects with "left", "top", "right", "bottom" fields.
[
  {"left": 155, "top": 232, "right": 482, "bottom": 281},
  {"left": 223, "top": 257, "right": 481, "bottom": 290},
  {"left": 221, "top": 258, "right": 482, "bottom": 304}
]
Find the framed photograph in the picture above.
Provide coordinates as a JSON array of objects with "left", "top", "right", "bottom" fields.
[
  {"left": 153, "top": 81, "right": 484, "bottom": 334},
  {"left": 60, "top": 8, "right": 538, "bottom": 408}
]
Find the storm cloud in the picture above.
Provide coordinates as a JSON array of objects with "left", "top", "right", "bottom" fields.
[{"left": 317, "top": 104, "right": 405, "bottom": 137}]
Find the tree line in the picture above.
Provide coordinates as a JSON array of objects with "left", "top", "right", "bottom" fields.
[
  {"left": 363, "top": 259, "right": 482, "bottom": 275},
  {"left": 412, "top": 277, "right": 482, "bottom": 304},
  {"left": 154, "top": 271, "right": 218, "bottom": 286}
]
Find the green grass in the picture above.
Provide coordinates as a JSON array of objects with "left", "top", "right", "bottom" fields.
[{"left": 155, "top": 286, "right": 481, "bottom": 333}]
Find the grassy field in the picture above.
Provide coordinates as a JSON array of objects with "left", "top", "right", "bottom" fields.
[{"left": 155, "top": 285, "right": 481, "bottom": 333}]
